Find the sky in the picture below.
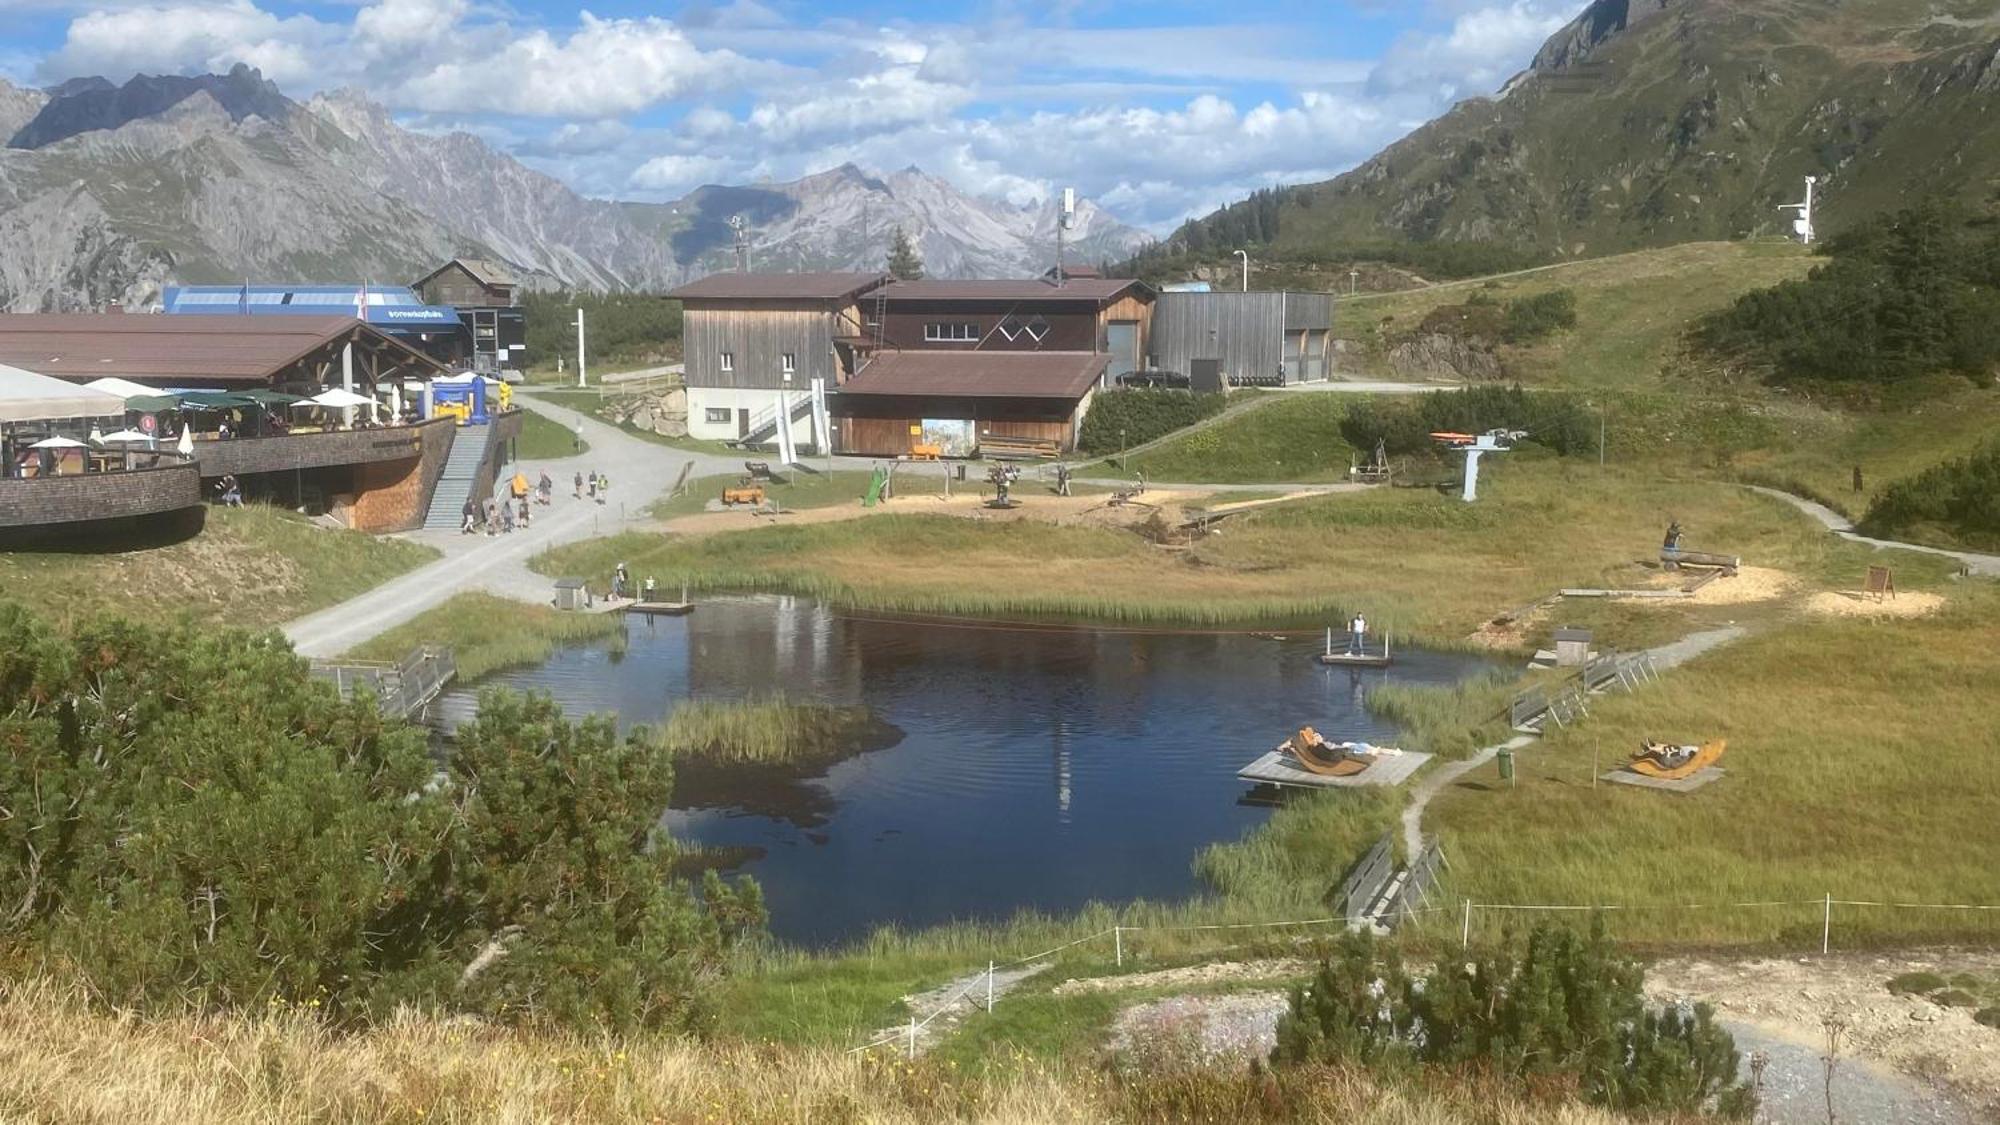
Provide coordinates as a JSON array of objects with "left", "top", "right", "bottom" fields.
[{"left": 0, "top": 0, "right": 1591, "bottom": 230}]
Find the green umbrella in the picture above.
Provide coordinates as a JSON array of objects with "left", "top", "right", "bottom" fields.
[
  {"left": 238, "top": 389, "right": 305, "bottom": 406},
  {"left": 178, "top": 391, "right": 257, "bottom": 410},
  {"left": 124, "top": 394, "right": 180, "bottom": 413}
]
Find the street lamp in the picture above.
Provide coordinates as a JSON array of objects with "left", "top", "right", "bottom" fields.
[{"left": 1234, "top": 250, "right": 1249, "bottom": 293}]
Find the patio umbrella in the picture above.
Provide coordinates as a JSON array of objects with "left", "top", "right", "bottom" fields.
[
  {"left": 99, "top": 429, "right": 154, "bottom": 443},
  {"left": 28, "top": 435, "right": 89, "bottom": 449},
  {"left": 176, "top": 428, "right": 194, "bottom": 458},
  {"left": 89, "top": 426, "right": 104, "bottom": 444},
  {"left": 307, "top": 388, "right": 378, "bottom": 409}
]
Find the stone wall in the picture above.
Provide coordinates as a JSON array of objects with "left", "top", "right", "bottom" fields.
[
  {"left": 0, "top": 462, "right": 200, "bottom": 528},
  {"left": 191, "top": 418, "right": 454, "bottom": 479},
  {"left": 602, "top": 387, "right": 689, "bottom": 438},
  {"left": 347, "top": 418, "right": 458, "bottom": 533}
]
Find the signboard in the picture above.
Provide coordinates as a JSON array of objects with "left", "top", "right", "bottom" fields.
[{"left": 920, "top": 419, "right": 976, "bottom": 458}]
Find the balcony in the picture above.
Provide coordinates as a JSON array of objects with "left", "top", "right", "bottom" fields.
[
  {"left": 0, "top": 461, "right": 200, "bottom": 529},
  {"left": 189, "top": 416, "right": 456, "bottom": 477}
]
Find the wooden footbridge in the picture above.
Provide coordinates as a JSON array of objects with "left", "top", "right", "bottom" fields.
[{"left": 308, "top": 646, "right": 457, "bottom": 720}]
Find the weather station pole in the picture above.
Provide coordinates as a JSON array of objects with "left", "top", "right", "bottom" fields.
[
  {"left": 1234, "top": 249, "right": 1250, "bottom": 293},
  {"left": 575, "top": 308, "right": 587, "bottom": 388}
]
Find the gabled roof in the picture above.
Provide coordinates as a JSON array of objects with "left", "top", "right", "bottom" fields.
[
  {"left": 411, "top": 258, "right": 520, "bottom": 291},
  {"left": 841, "top": 350, "right": 1108, "bottom": 400},
  {"left": 880, "top": 278, "right": 1147, "bottom": 304},
  {"left": 668, "top": 271, "right": 891, "bottom": 302},
  {"left": 0, "top": 315, "right": 447, "bottom": 386}
]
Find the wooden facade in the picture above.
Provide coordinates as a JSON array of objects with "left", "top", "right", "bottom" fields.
[
  {"left": 682, "top": 300, "right": 846, "bottom": 392},
  {"left": 832, "top": 393, "right": 1088, "bottom": 456},
  {"left": 414, "top": 260, "right": 519, "bottom": 308},
  {"left": 872, "top": 300, "right": 1105, "bottom": 353}
]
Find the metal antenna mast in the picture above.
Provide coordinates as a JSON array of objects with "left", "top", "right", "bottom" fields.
[
  {"left": 728, "top": 214, "right": 750, "bottom": 272},
  {"left": 1778, "top": 176, "right": 1818, "bottom": 246},
  {"left": 1054, "top": 187, "right": 1075, "bottom": 285}
]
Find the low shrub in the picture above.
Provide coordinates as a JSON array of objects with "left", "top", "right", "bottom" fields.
[
  {"left": 1887, "top": 970, "right": 1948, "bottom": 996},
  {"left": 1338, "top": 385, "right": 1595, "bottom": 457},
  {"left": 1975, "top": 1007, "right": 2000, "bottom": 1029},
  {"left": 1274, "top": 923, "right": 1754, "bottom": 1118},
  {"left": 1503, "top": 289, "right": 1578, "bottom": 343},
  {"left": 1933, "top": 989, "right": 1981, "bottom": 1009},
  {"left": 1858, "top": 442, "right": 2000, "bottom": 550},
  {"left": 1079, "top": 389, "right": 1229, "bottom": 453}
]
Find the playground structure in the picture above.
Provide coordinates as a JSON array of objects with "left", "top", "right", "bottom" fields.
[
  {"left": 985, "top": 464, "right": 1021, "bottom": 510},
  {"left": 1350, "top": 439, "right": 1392, "bottom": 484},
  {"left": 1659, "top": 520, "right": 1740, "bottom": 577},
  {"left": 1431, "top": 429, "right": 1525, "bottom": 502},
  {"left": 1626, "top": 738, "right": 1727, "bottom": 781}
]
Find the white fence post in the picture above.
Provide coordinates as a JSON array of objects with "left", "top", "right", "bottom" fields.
[
  {"left": 1822, "top": 893, "right": 1832, "bottom": 955},
  {"left": 986, "top": 961, "right": 995, "bottom": 1012},
  {"left": 906, "top": 1017, "right": 916, "bottom": 1059},
  {"left": 1114, "top": 925, "right": 1123, "bottom": 967},
  {"left": 1462, "top": 900, "right": 1473, "bottom": 948}
]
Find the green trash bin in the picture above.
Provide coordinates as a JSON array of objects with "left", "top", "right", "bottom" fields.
[{"left": 1496, "top": 747, "right": 1516, "bottom": 783}]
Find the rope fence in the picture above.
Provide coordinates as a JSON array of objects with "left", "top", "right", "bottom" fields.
[{"left": 844, "top": 893, "right": 2000, "bottom": 1057}]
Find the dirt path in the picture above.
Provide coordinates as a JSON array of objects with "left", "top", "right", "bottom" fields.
[
  {"left": 868, "top": 963, "right": 1051, "bottom": 1055},
  {"left": 1744, "top": 485, "right": 2000, "bottom": 577}
]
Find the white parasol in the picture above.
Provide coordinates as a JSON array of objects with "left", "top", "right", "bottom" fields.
[
  {"left": 307, "top": 388, "right": 378, "bottom": 409},
  {"left": 176, "top": 428, "right": 195, "bottom": 458},
  {"left": 28, "top": 435, "right": 89, "bottom": 449},
  {"left": 98, "top": 429, "right": 154, "bottom": 444}
]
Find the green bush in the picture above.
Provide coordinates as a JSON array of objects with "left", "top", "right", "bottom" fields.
[
  {"left": 1079, "top": 389, "right": 1229, "bottom": 454},
  {"left": 0, "top": 605, "right": 760, "bottom": 1031},
  {"left": 1975, "top": 1007, "right": 2000, "bottom": 1029},
  {"left": 1503, "top": 289, "right": 1578, "bottom": 343},
  {"left": 525, "top": 291, "right": 682, "bottom": 369},
  {"left": 1886, "top": 970, "right": 1948, "bottom": 996},
  {"left": 1274, "top": 923, "right": 1754, "bottom": 1118},
  {"left": 1859, "top": 442, "right": 2000, "bottom": 549},
  {"left": 1338, "top": 385, "right": 1595, "bottom": 457}
]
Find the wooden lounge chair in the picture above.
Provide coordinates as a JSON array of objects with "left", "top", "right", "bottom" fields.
[{"left": 1626, "top": 739, "right": 1726, "bottom": 781}]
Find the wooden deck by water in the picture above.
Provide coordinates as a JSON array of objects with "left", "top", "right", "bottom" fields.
[{"left": 1239, "top": 749, "right": 1433, "bottom": 790}]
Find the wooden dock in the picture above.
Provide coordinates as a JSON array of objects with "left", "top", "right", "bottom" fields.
[
  {"left": 625, "top": 601, "right": 694, "bottom": 616},
  {"left": 1318, "top": 652, "right": 1392, "bottom": 668},
  {"left": 1238, "top": 748, "right": 1432, "bottom": 790}
]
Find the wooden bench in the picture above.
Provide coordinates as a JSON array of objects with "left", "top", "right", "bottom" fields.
[{"left": 979, "top": 435, "right": 1060, "bottom": 461}]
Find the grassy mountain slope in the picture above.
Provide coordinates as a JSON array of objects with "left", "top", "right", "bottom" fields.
[{"left": 1171, "top": 0, "right": 2000, "bottom": 262}]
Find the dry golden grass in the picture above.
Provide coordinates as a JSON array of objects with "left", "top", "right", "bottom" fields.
[{"left": 0, "top": 982, "right": 1631, "bottom": 1124}]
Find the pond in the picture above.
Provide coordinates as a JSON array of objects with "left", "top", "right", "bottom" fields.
[{"left": 439, "top": 596, "right": 1496, "bottom": 948}]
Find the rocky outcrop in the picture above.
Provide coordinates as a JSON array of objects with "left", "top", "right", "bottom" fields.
[
  {"left": 8, "top": 64, "right": 293, "bottom": 149},
  {"left": 1385, "top": 333, "right": 1503, "bottom": 382},
  {"left": 600, "top": 388, "right": 689, "bottom": 438}
]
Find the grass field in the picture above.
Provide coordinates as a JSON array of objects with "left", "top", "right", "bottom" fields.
[
  {"left": 0, "top": 982, "right": 1627, "bottom": 1125},
  {"left": 1112, "top": 394, "right": 1357, "bottom": 483},
  {"left": 515, "top": 406, "right": 587, "bottom": 458},
  {"left": 650, "top": 469, "right": 881, "bottom": 520},
  {"left": 347, "top": 591, "right": 624, "bottom": 680},
  {"left": 0, "top": 504, "right": 437, "bottom": 630},
  {"left": 1336, "top": 240, "right": 1814, "bottom": 390},
  {"left": 539, "top": 460, "right": 1954, "bottom": 647},
  {"left": 1421, "top": 584, "right": 2000, "bottom": 950}
]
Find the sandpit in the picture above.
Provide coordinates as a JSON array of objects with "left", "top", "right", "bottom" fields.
[
  {"left": 1807, "top": 589, "right": 1946, "bottom": 619},
  {"left": 1636, "top": 564, "right": 1798, "bottom": 606}
]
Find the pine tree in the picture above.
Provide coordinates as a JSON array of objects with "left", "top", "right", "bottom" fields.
[{"left": 886, "top": 226, "right": 925, "bottom": 280}]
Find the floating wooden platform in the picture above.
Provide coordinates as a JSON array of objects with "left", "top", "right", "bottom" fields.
[
  {"left": 1317, "top": 652, "right": 1393, "bottom": 668},
  {"left": 1599, "top": 766, "right": 1726, "bottom": 793},
  {"left": 625, "top": 601, "right": 694, "bottom": 616},
  {"left": 1239, "top": 749, "right": 1432, "bottom": 790}
]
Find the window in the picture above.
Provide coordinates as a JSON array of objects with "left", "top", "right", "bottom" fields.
[
  {"left": 924, "top": 323, "right": 980, "bottom": 342},
  {"left": 781, "top": 352, "right": 796, "bottom": 373},
  {"left": 705, "top": 408, "right": 732, "bottom": 424},
  {"left": 719, "top": 352, "right": 734, "bottom": 372}
]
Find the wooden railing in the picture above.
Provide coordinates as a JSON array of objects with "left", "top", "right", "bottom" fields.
[{"left": 309, "top": 646, "right": 457, "bottom": 719}]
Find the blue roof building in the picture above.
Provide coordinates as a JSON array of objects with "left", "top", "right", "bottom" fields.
[{"left": 161, "top": 285, "right": 468, "bottom": 358}]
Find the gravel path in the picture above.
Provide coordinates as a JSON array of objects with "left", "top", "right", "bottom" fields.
[
  {"left": 1743, "top": 485, "right": 2000, "bottom": 577},
  {"left": 281, "top": 392, "right": 741, "bottom": 657}
]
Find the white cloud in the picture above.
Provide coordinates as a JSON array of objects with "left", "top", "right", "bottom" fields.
[
  {"left": 43, "top": 0, "right": 333, "bottom": 85},
  {"left": 629, "top": 151, "right": 732, "bottom": 191}
]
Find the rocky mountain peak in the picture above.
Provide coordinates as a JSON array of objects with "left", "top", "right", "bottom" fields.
[
  {"left": 9, "top": 64, "right": 294, "bottom": 150},
  {"left": 1529, "top": 0, "right": 1684, "bottom": 73}
]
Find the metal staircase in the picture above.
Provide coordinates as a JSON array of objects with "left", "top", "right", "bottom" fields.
[
  {"left": 730, "top": 395, "right": 818, "bottom": 449},
  {"left": 421, "top": 422, "right": 490, "bottom": 530}
]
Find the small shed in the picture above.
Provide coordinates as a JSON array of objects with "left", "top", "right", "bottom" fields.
[
  {"left": 552, "top": 577, "right": 591, "bottom": 611},
  {"left": 1552, "top": 627, "right": 1593, "bottom": 668}
]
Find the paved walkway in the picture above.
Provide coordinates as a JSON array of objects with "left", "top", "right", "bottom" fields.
[
  {"left": 1743, "top": 485, "right": 2000, "bottom": 577},
  {"left": 282, "top": 393, "right": 741, "bottom": 658}
]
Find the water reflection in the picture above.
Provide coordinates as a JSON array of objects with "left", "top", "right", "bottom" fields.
[{"left": 442, "top": 597, "right": 1494, "bottom": 947}]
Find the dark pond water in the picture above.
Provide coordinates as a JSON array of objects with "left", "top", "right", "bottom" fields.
[{"left": 440, "top": 596, "right": 1495, "bottom": 948}]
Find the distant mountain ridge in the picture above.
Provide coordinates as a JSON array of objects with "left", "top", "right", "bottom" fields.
[
  {"left": 627, "top": 163, "right": 1151, "bottom": 280},
  {"left": 1151, "top": 0, "right": 2000, "bottom": 261},
  {"left": 0, "top": 69, "right": 1150, "bottom": 312}
]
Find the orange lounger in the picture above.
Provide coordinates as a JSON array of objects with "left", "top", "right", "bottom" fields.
[
  {"left": 1284, "top": 727, "right": 1382, "bottom": 777},
  {"left": 1626, "top": 739, "right": 1726, "bottom": 781}
]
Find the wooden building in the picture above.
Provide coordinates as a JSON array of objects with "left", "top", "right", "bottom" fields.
[
  {"left": 668, "top": 271, "right": 890, "bottom": 444},
  {"left": 862, "top": 278, "right": 1153, "bottom": 384},
  {"left": 832, "top": 351, "right": 1108, "bottom": 456},
  {"left": 1150, "top": 291, "right": 1335, "bottom": 385},
  {"left": 412, "top": 259, "right": 527, "bottom": 373}
]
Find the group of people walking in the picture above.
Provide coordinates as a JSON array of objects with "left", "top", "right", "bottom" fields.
[
  {"left": 460, "top": 470, "right": 564, "bottom": 535},
  {"left": 573, "top": 470, "right": 610, "bottom": 503}
]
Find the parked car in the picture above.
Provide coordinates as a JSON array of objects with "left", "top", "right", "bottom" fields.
[{"left": 1116, "top": 369, "right": 1190, "bottom": 389}]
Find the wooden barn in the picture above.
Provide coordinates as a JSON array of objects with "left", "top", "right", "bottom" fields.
[{"left": 830, "top": 350, "right": 1109, "bottom": 457}]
